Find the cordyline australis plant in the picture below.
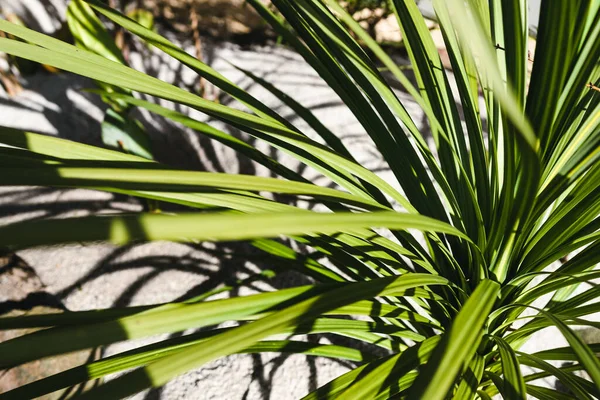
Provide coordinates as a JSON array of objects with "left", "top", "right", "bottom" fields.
[{"left": 0, "top": 0, "right": 599, "bottom": 398}]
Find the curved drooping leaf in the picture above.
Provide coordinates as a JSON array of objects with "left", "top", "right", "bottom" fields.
[
  {"left": 76, "top": 274, "right": 447, "bottom": 398},
  {"left": 0, "top": 209, "right": 470, "bottom": 248}
]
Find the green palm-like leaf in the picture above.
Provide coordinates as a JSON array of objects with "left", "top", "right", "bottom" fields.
[{"left": 0, "top": 0, "right": 599, "bottom": 398}]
